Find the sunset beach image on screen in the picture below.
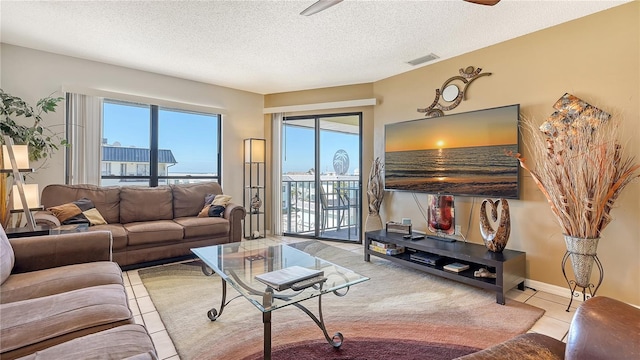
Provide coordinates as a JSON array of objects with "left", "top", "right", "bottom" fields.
[{"left": 384, "top": 104, "right": 520, "bottom": 199}]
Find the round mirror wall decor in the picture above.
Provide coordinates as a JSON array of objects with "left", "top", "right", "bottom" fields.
[
  {"left": 442, "top": 84, "right": 460, "bottom": 102},
  {"left": 417, "top": 66, "right": 492, "bottom": 118}
]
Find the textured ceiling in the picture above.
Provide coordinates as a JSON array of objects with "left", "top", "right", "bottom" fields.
[{"left": 0, "top": 0, "right": 630, "bottom": 95}]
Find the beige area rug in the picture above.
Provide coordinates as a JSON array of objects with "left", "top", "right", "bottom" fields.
[{"left": 139, "top": 241, "right": 544, "bottom": 360}]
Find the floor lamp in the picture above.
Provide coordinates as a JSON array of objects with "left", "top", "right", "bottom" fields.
[{"left": 2, "top": 135, "right": 37, "bottom": 231}]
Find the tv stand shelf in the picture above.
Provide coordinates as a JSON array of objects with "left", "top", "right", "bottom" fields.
[{"left": 364, "top": 230, "right": 526, "bottom": 304}]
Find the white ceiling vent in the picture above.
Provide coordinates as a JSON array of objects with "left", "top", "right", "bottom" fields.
[{"left": 407, "top": 53, "right": 439, "bottom": 66}]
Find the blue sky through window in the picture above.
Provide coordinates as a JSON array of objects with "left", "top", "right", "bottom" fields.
[
  {"left": 283, "top": 125, "right": 360, "bottom": 175},
  {"left": 103, "top": 102, "right": 219, "bottom": 174},
  {"left": 104, "top": 102, "right": 359, "bottom": 176}
]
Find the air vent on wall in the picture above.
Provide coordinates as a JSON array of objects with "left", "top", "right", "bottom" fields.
[{"left": 407, "top": 53, "right": 439, "bottom": 66}]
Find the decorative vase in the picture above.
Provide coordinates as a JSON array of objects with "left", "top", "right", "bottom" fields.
[
  {"left": 365, "top": 212, "right": 383, "bottom": 232},
  {"left": 563, "top": 235, "right": 600, "bottom": 288},
  {"left": 479, "top": 198, "right": 510, "bottom": 253},
  {"left": 366, "top": 157, "right": 384, "bottom": 232},
  {"left": 250, "top": 193, "right": 262, "bottom": 214}
]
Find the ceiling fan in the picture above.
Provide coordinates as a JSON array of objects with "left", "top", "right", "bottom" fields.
[{"left": 300, "top": 0, "right": 500, "bottom": 16}]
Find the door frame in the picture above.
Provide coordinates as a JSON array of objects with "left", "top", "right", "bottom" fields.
[{"left": 281, "top": 112, "right": 363, "bottom": 243}]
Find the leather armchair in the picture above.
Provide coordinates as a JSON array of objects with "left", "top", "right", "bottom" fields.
[
  {"left": 565, "top": 296, "right": 640, "bottom": 359},
  {"left": 457, "top": 296, "right": 640, "bottom": 360}
]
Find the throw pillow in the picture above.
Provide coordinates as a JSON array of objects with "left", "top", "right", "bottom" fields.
[
  {"left": 212, "top": 194, "right": 232, "bottom": 207},
  {"left": 47, "top": 198, "right": 108, "bottom": 226},
  {"left": 197, "top": 204, "right": 212, "bottom": 218},
  {"left": 208, "top": 205, "right": 226, "bottom": 217},
  {"left": 198, "top": 194, "right": 231, "bottom": 218},
  {"left": 204, "top": 193, "right": 216, "bottom": 206}
]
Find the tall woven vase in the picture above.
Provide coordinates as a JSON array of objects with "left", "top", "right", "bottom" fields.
[
  {"left": 365, "top": 212, "right": 383, "bottom": 232},
  {"left": 563, "top": 235, "right": 600, "bottom": 288}
]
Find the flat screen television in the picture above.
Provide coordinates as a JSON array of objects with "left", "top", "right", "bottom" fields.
[{"left": 384, "top": 104, "right": 520, "bottom": 199}]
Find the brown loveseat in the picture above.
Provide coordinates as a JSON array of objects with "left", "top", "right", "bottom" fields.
[
  {"left": 37, "top": 182, "right": 246, "bottom": 267},
  {"left": 457, "top": 295, "right": 640, "bottom": 359},
  {"left": 0, "top": 227, "right": 156, "bottom": 359}
]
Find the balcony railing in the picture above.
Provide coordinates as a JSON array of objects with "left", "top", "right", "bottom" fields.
[{"left": 282, "top": 178, "right": 360, "bottom": 239}]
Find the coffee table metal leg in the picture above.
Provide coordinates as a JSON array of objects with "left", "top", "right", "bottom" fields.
[
  {"left": 207, "top": 280, "right": 227, "bottom": 321},
  {"left": 262, "top": 288, "right": 273, "bottom": 360},
  {"left": 263, "top": 310, "right": 272, "bottom": 360},
  {"left": 292, "top": 293, "right": 344, "bottom": 348}
]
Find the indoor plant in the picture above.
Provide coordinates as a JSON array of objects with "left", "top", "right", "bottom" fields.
[
  {"left": 513, "top": 94, "right": 639, "bottom": 289},
  {"left": 1, "top": 89, "right": 66, "bottom": 162},
  {"left": 0, "top": 89, "right": 66, "bottom": 226}
]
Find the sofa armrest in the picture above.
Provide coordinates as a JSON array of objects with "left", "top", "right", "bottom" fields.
[
  {"left": 565, "top": 296, "right": 640, "bottom": 360},
  {"left": 224, "top": 203, "right": 246, "bottom": 243},
  {"left": 10, "top": 230, "right": 113, "bottom": 273},
  {"left": 33, "top": 210, "right": 61, "bottom": 228}
]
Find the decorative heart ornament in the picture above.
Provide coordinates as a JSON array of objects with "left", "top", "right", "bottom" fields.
[{"left": 479, "top": 198, "right": 511, "bottom": 252}]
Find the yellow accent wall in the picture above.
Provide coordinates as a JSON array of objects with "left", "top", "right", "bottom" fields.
[
  {"left": 267, "top": 2, "right": 640, "bottom": 304},
  {"left": 265, "top": 84, "right": 376, "bottom": 238}
]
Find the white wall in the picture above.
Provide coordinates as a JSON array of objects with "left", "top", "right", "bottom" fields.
[{"left": 0, "top": 44, "right": 264, "bottom": 202}]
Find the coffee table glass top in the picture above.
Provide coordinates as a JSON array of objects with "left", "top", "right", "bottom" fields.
[{"left": 192, "top": 239, "right": 369, "bottom": 312}]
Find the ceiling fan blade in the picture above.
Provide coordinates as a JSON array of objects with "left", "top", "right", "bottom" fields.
[
  {"left": 464, "top": 0, "right": 501, "bottom": 5},
  {"left": 300, "top": 0, "right": 344, "bottom": 16}
]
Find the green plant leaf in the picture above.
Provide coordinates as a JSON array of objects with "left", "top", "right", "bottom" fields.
[{"left": 0, "top": 88, "right": 67, "bottom": 163}]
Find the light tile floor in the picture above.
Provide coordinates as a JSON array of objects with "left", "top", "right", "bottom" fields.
[{"left": 125, "top": 237, "right": 576, "bottom": 360}]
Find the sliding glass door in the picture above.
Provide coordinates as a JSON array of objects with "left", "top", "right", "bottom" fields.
[{"left": 281, "top": 113, "right": 362, "bottom": 242}]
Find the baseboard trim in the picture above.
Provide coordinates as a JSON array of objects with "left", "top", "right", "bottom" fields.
[
  {"left": 527, "top": 279, "right": 640, "bottom": 309},
  {"left": 524, "top": 279, "right": 584, "bottom": 303}
]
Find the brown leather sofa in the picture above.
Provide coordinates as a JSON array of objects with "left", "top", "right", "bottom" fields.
[
  {"left": 457, "top": 295, "right": 640, "bottom": 359},
  {"left": 37, "top": 181, "right": 246, "bottom": 267},
  {"left": 0, "top": 226, "right": 157, "bottom": 359}
]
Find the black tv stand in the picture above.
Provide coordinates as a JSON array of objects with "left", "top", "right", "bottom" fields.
[
  {"left": 365, "top": 230, "right": 526, "bottom": 304},
  {"left": 425, "top": 234, "right": 456, "bottom": 243}
]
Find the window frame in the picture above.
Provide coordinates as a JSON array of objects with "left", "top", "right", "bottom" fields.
[{"left": 100, "top": 99, "right": 222, "bottom": 187}]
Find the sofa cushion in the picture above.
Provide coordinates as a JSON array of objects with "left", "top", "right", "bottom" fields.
[
  {"left": 120, "top": 186, "right": 173, "bottom": 224},
  {"left": 15, "top": 324, "right": 157, "bottom": 360},
  {"left": 124, "top": 220, "right": 184, "bottom": 246},
  {"left": 172, "top": 182, "right": 223, "bottom": 218},
  {"left": 0, "top": 261, "right": 123, "bottom": 304},
  {"left": 0, "top": 226, "right": 15, "bottom": 285},
  {"left": 41, "top": 184, "right": 121, "bottom": 224},
  {"left": 174, "top": 216, "right": 230, "bottom": 238},
  {"left": 90, "top": 224, "right": 128, "bottom": 251},
  {"left": 47, "top": 198, "right": 107, "bottom": 226},
  {"left": 0, "top": 284, "right": 133, "bottom": 358}
]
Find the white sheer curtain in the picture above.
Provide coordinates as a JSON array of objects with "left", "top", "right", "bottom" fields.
[
  {"left": 271, "top": 113, "right": 284, "bottom": 235},
  {"left": 66, "top": 93, "right": 103, "bottom": 185}
]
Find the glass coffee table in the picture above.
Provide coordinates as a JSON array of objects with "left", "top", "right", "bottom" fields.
[{"left": 192, "top": 239, "right": 369, "bottom": 360}]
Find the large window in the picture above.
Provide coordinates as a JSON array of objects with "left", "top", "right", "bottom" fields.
[{"left": 101, "top": 99, "right": 221, "bottom": 186}]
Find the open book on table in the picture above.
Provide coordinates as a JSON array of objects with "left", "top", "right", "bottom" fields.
[{"left": 255, "top": 266, "right": 324, "bottom": 291}]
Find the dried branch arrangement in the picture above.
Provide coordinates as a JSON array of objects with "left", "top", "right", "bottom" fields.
[
  {"left": 512, "top": 94, "right": 639, "bottom": 239},
  {"left": 367, "top": 157, "right": 385, "bottom": 215}
]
